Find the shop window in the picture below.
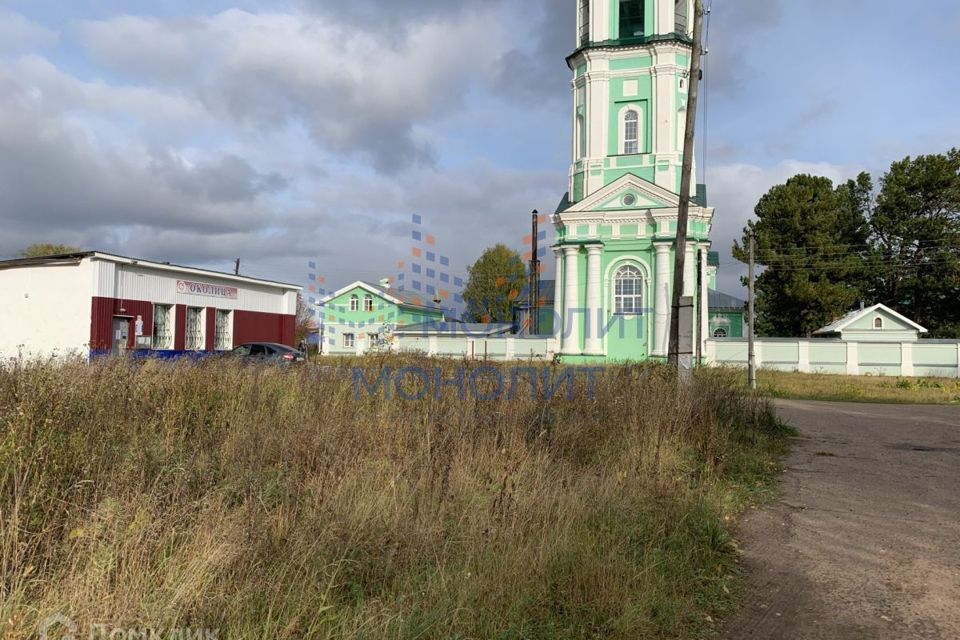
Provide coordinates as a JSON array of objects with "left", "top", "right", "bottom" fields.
[
  {"left": 152, "top": 304, "right": 173, "bottom": 350},
  {"left": 614, "top": 265, "right": 643, "bottom": 314},
  {"left": 185, "top": 307, "right": 204, "bottom": 351},
  {"left": 215, "top": 309, "right": 232, "bottom": 350},
  {"left": 344, "top": 333, "right": 355, "bottom": 348},
  {"left": 619, "top": 0, "right": 645, "bottom": 38}
]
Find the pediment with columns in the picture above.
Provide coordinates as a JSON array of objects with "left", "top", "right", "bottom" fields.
[{"left": 554, "top": 173, "right": 714, "bottom": 228}]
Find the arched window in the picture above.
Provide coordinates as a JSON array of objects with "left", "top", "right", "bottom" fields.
[
  {"left": 349, "top": 294, "right": 359, "bottom": 312},
  {"left": 624, "top": 110, "right": 639, "bottom": 154},
  {"left": 874, "top": 317, "right": 883, "bottom": 330},
  {"left": 579, "top": 0, "right": 590, "bottom": 46},
  {"left": 364, "top": 295, "right": 374, "bottom": 312},
  {"left": 675, "top": 0, "right": 689, "bottom": 34},
  {"left": 614, "top": 265, "right": 643, "bottom": 315},
  {"left": 619, "top": 0, "right": 645, "bottom": 39},
  {"left": 713, "top": 328, "right": 727, "bottom": 338}
]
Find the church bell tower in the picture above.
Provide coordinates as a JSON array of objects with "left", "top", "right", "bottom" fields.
[
  {"left": 552, "top": 0, "right": 713, "bottom": 362},
  {"left": 570, "top": 0, "right": 696, "bottom": 201}
]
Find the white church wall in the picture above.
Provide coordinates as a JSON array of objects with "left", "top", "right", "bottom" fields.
[{"left": 707, "top": 338, "right": 960, "bottom": 378}]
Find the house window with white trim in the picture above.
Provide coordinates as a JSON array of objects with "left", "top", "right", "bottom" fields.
[
  {"left": 364, "top": 295, "right": 374, "bottom": 312},
  {"left": 152, "top": 304, "right": 173, "bottom": 350},
  {"left": 344, "top": 333, "right": 355, "bottom": 348},
  {"left": 874, "top": 317, "right": 883, "bottom": 330},
  {"left": 624, "top": 110, "right": 639, "bottom": 154},
  {"left": 185, "top": 307, "right": 204, "bottom": 351},
  {"left": 614, "top": 265, "right": 643, "bottom": 314},
  {"left": 350, "top": 295, "right": 359, "bottom": 311},
  {"left": 215, "top": 310, "right": 232, "bottom": 350}
]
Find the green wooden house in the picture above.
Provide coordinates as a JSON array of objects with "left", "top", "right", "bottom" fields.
[{"left": 319, "top": 279, "right": 445, "bottom": 355}]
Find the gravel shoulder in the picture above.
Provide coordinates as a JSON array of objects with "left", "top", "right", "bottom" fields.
[{"left": 724, "top": 400, "right": 960, "bottom": 640}]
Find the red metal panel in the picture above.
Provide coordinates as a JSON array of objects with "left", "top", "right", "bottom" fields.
[
  {"left": 205, "top": 307, "right": 216, "bottom": 351},
  {"left": 174, "top": 304, "right": 186, "bottom": 351},
  {"left": 90, "top": 297, "right": 112, "bottom": 352},
  {"left": 233, "top": 311, "right": 296, "bottom": 347},
  {"left": 90, "top": 297, "right": 154, "bottom": 350}
]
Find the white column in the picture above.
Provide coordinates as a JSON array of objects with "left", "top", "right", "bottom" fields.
[
  {"left": 553, "top": 247, "right": 564, "bottom": 343},
  {"left": 699, "top": 245, "right": 709, "bottom": 360},
  {"left": 584, "top": 244, "right": 604, "bottom": 356},
  {"left": 653, "top": 243, "right": 671, "bottom": 357},
  {"left": 561, "top": 245, "right": 581, "bottom": 355},
  {"left": 683, "top": 242, "right": 695, "bottom": 296}
]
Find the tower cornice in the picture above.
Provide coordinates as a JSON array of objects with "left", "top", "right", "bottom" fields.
[{"left": 566, "top": 33, "right": 692, "bottom": 69}]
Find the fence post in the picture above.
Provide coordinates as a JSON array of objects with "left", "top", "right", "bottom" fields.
[
  {"left": 846, "top": 342, "right": 859, "bottom": 376},
  {"left": 797, "top": 340, "right": 810, "bottom": 373},
  {"left": 900, "top": 342, "right": 914, "bottom": 377},
  {"left": 704, "top": 339, "right": 716, "bottom": 365}
]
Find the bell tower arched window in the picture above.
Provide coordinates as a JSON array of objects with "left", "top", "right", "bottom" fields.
[
  {"left": 675, "top": 0, "right": 689, "bottom": 34},
  {"left": 578, "top": 0, "right": 590, "bottom": 46},
  {"left": 619, "top": 0, "right": 645, "bottom": 39},
  {"left": 624, "top": 110, "right": 639, "bottom": 155},
  {"left": 614, "top": 265, "right": 643, "bottom": 315}
]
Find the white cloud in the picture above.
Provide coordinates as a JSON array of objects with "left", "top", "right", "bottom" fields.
[
  {"left": 75, "top": 9, "right": 506, "bottom": 172},
  {"left": 0, "top": 12, "right": 58, "bottom": 53}
]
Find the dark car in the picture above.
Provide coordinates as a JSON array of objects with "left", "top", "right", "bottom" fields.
[{"left": 230, "top": 342, "right": 306, "bottom": 363}]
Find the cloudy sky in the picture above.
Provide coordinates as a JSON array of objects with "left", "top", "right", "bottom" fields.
[{"left": 1, "top": 0, "right": 958, "bottom": 295}]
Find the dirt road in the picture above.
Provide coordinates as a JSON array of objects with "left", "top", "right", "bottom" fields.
[{"left": 725, "top": 399, "right": 960, "bottom": 640}]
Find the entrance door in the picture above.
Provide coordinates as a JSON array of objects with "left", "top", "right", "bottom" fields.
[{"left": 112, "top": 317, "right": 131, "bottom": 354}]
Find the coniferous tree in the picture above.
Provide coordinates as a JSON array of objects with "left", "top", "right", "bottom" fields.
[
  {"left": 733, "top": 174, "right": 871, "bottom": 337},
  {"left": 867, "top": 149, "right": 960, "bottom": 337}
]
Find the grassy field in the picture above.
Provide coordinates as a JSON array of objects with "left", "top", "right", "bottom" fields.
[
  {"left": 727, "top": 368, "right": 960, "bottom": 404},
  {"left": 1, "top": 357, "right": 788, "bottom": 639}
]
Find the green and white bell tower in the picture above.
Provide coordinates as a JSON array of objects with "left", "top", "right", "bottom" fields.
[{"left": 553, "top": 0, "right": 714, "bottom": 362}]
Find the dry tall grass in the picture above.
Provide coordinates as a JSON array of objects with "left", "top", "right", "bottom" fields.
[{"left": 1, "top": 356, "right": 786, "bottom": 639}]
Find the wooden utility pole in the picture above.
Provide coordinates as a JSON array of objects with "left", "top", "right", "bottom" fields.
[
  {"left": 748, "top": 229, "right": 757, "bottom": 390},
  {"left": 668, "top": 0, "right": 705, "bottom": 368}
]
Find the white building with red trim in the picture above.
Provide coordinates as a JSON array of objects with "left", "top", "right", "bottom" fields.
[{"left": 0, "top": 251, "right": 300, "bottom": 360}]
